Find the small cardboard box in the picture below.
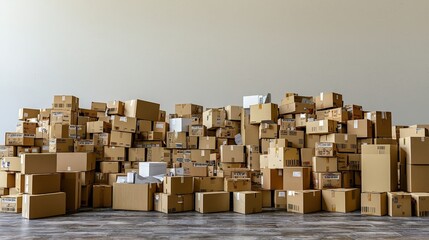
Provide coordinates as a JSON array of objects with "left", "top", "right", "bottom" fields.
[
  {"left": 146, "top": 147, "right": 170, "bottom": 162},
  {"left": 250, "top": 103, "right": 278, "bottom": 124},
  {"left": 361, "top": 192, "right": 387, "bottom": 216},
  {"left": 278, "top": 130, "right": 304, "bottom": 148},
  {"left": 52, "top": 95, "right": 79, "bottom": 111},
  {"left": 112, "top": 183, "right": 156, "bottom": 211},
  {"left": 100, "top": 162, "right": 120, "bottom": 173},
  {"left": 189, "top": 125, "right": 207, "bottom": 137},
  {"left": 110, "top": 131, "right": 132, "bottom": 148},
  {"left": 111, "top": 116, "right": 136, "bottom": 133},
  {"left": 287, "top": 190, "right": 321, "bottom": 214},
  {"left": 274, "top": 190, "right": 288, "bottom": 209},
  {"left": 16, "top": 122, "right": 37, "bottom": 135},
  {"left": 154, "top": 193, "right": 194, "bottom": 213},
  {"left": 22, "top": 192, "right": 66, "bottom": 219},
  {"left": 124, "top": 99, "right": 160, "bottom": 121},
  {"left": 233, "top": 191, "right": 262, "bottom": 214},
  {"left": 1, "top": 157, "right": 21, "bottom": 172},
  {"left": 225, "top": 105, "right": 242, "bottom": 121},
  {"left": 128, "top": 148, "right": 146, "bottom": 162},
  {"left": 312, "top": 157, "right": 338, "bottom": 172},
  {"left": 261, "top": 168, "right": 283, "bottom": 190},
  {"left": 220, "top": 145, "right": 245, "bottom": 163},
  {"left": 315, "top": 142, "right": 336, "bottom": 157},
  {"left": 163, "top": 176, "right": 193, "bottom": 195},
  {"left": 388, "top": 192, "right": 412, "bottom": 217},
  {"left": 314, "top": 92, "right": 343, "bottom": 110},
  {"left": 198, "top": 136, "right": 216, "bottom": 150},
  {"left": 306, "top": 120, "right": 336, "bottom": 135},
  {"left": 49, "top": 138, "right": 74, "bottom": 153},
  {"left": 406, "top": 165, "right": 429, "bottom": 193},
  {"left": 87, "top": 121, "right": 111, "bottom": 134},
  {"left": 166, "top": 132, "right": 187, "bottom": 149},
  {"left": 364, "top": 111, "right": 392, "bottom": 138},
  {"left": 399, "top": 137, "right": 429, "bottom": 165},
  {"left": 193, "top": 177, "right": 224, "bottom": 192},
  {"left": 104, "top": 146, "right": 126, "bottom": 161},
  {"left": 202, "top": 109, "right": 226, "bottom": 129},
  {"left": 107, "top": 100, "right": 125, "bottom": 115},
  {"left": 283, "top": 167, "right": 311, "bottom": 190},
  {"left": 411, "top": 193, "right": 429, "bottom": 217},
  {"left": 316, "top": 107, "right": 348, "bottom": 123},
  {"left": 195, "top": 191, "right": 230, "bottom": 213},
  {"left": 347, "top": 120, "right": 373, "bottom": 138},
  {"left": 0, "top": 146, "right": 16, "bottom": 158},
  {"left": 24, "top": 173, "right": 61, "bottom": 194},
  {"left": 322, "top": 188, "right": 360, "bottom": 213},
  {"left": 319, "top": 133, "right": 357, "bottom": 153},
  {"left": 312, "top": 172, "right": 342, "bottom": 190},
  {"left": 224, "top": 178, "right": 251, "bottom": 192},
  {"left": 267, "top": 147, "right": 300, "bottom": 169},
  {"left": 92, "top": 185, "right": 112, "bottom": 208},
  {"left": 175, "top": 104, "right": 203, "bottom": 117},
  {"left": 259, "top": 123, "right": 278, "bottom": 139},
  {"left": 1, "top": 195, "right": 22, "bottom": 213},
  {"left": 19, "top": 108, "right": 40, "bottom": 121},
  {"left": 0, "top": 172, "right": 15, "bottom": 188},
  {"left": 5, "top": 132, "right": 34, "bottom": 146},
  {"left": 91, "top": 102, "right": 107, "bottom": 112}
]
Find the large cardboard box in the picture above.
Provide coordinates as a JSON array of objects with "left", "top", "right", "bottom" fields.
[
  {"left": 57, "top": 153, "right": 96, "bottom": 172},
  {"left": 220, "top": 145, "right": 244, "bottom": 163},
  {"left": 175, "top": 103, "right": 203, "bottom": 117},
  {"left": 267, "top": 147, "right": 300, "bottom": 169},
  {"left": 279, "top": 130, "right": 304, "bottom": 148},
  {"left": 347, "top": 120, "right": 373, "bottom": 138},
  {"left": 21, "top": 153, "right": 57, "bottom": 174},
  {"left": 224, "top": 178, "right": 251, "bottom": 192},
  {"left": 306, "top": 120, "right": 336, "bottom": 135},
  {"left": 49, "top": 138, "right": 74, "bottom": 153},
  {"left": 316, "top": 107, "right": 348, "bottom": 123},
  {"left": 399, "top": 137, "right": 429, "bottom": 165},
  {"left": 300, "top": 148, "right": 314, "bottom": 167},
  {"left": 233, "top": 191, "right": 262, "bottom": 214},
  {"left": 312, "top": 172, "right": 342, "bottom": 190},
  {"left": 91, "top": 102, "right": 107, "bottom": 112},
  {"left": 182, "top": 162, "right": 208, "bottom": 177},
  {"left": 124, "top": 99, "right": 160, "bottom": 121},
  {"left": 388, "top": 192, "right": 412, "bottom": 217},
  {"left": 107, "top": 100, "right": 125, "bottom": 115},
  {"left": 111, "top": 116, "right": 136, "bottom": 133},
  {"left": 406, "top": 165, "right": 429, "bottom": 192},
  {"left": 364, "top": 111, "right": 392, "bottom": 138},
  {"left": 1, "top": 157, "right": 21, "bottom": 172},
  {"left": 399, "top": 127, "right": 427, "bottom": 138},
  {"left": 283, "top": 167, "right": 311, "bottom": 190},
  {"left": 167, "top": 132, "right": 187, "bottom": 149},
  {"left": 250, "top": 103, "right": 278, "bottom": 124},
  {"left": 112, "top": 183, "right": 156, "bottom": 211},
  {"left": 411, "top": 193, "right": 429, "bottom": 217},
  {"left": 50, "top": 110, "right": 78, "bottom": 125},
  {"left": 87, "top": 121, "right": 111, "bottom": 134},
  {"left": 198, "top": 136, "right": 216, "bottom": 150},
  {"left": 274, "top": 190, "right": 287, "bottom": 209},
  {"left": 1, "top": 195, "right": 22, "bottom": 213},
  {"left": 312, "top": 157, "right": 338, "bottom": 172},
  {"left": 315, "top": 92, "right": 342, "bottom": 110},
  {"left": 225, "top": 105, "right": 242, "bottom": 121},
  {"left": 279, "top": 103, "right": 314, "bottom": 115},
  {"left": 52, "top": 95, "right": 79, "bottom": 111},
  {"left": 261, "top": 168, "right": 283, "bottom": 190},
  {"left": 60, "top": 172, "right": 81, "bottom": 212},
  {"left": 92, "top": 185, "right": 112, "bottom": 208},
  {"left": 16, "top": 122, "right": 37, "bottom": 135},
  {"left": 322, "top": 188, "right": 360, "bottom": 213},
  {"left": 361, "top": 192, "right": 387, "bottom": 216},
  {"left": 0, "top": 146, "right": 16, "bottom": 158},
  {"left": 287, "top": 190, "right": 321, "bottom": 214},
  {"left": 195, "top": 191, "right": 230, "bottom": 213},
  {"left": 193, "top": 177, "right": 224, "bottom": 192},
  {"left": 5, "top": 132, "right": 34, "bottom": 146},
  {"left": 361, "top": 144, "right": 398, "bottom": 192},
  {"left": 22, "top": 192, "right": 66, "bottom": 219},
  {"left": 24, "top": 173, "right": 61, "bottom": 194},
  {"left": 163, "top": 176, "right": 193, "bottom": 195},
  {"left": 189, "top": 125, "right": 207, "bottom": 137},
  {"left": 202, "top": 109, "right": 226, "bottom": 129},
  {"left": 68, "top": 125, "right": 86, "bottom": 139},
  {"left": 110, "top": 131, "right": 132, "bottom": 148},
  {"left": 0, "top": 172, "right": 15, "bottom": 188},
  {"left": 319, "top": 134, "right": 357, "bottom": 153},
  {"left": 154, "top": 193, "right": 194, "bottom": 213},
  {"left": 19, "top": 108, "right": 40, "bottom": 121}
]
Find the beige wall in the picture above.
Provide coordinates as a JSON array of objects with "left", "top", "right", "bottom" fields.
[{"left": 1, "top": 0, "right": 429, "bottom": 138}]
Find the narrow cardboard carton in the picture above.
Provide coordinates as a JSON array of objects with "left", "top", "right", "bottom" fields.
[
  {"left": 92, "top": 185, "right": 112, "bottom": 208},
  {"left": 361, "top": 192, "right": 387, "bottom": 216},
  {"left": 195, "top": 191, "right": 230, "bottom": 213},
  {"left": 306, "top": 120, "right": 336, "bottom": 135},
  {"left": 22, "top": 192, "right": 66, "bottom": 219},
  {"left": 193, "top": 177, "right": 224, "bottom": 192},
  {"left": 240, "top": 109, "right": 259, "bottom": 146},
  {"left": 224, "top": 178, "right": 251, "bottom": 192},
  {"left": 60, "top": 172, "right": 81, "bottom": 212},
  {"left": 261, "top": 168, "right": 283, "bottom": 190},
  {"left": 322, "top": 188, "right": 360, "bottom": 213},
  {"left": 312, "top": 172, "right": 342, "bottom": 190},
  {"left": 300, "top": 148, "right": 314, "bottom": 167},
  {"left": 0, "top": 172, "right": 15, "bottom": 188},
  {"left": 399, "top": 137, "right": 429, "bottom": 165},
  {"left": 112, "top": 183, "right": 156, "bottom": 211},
  {"left": 287, "top": 190, "right": 321, "bottom": 214},
  {"left": 364, "top": 111, "right": 392, "bottom": 138}
]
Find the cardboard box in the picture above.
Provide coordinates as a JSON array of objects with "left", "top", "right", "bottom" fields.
[
  {"left": 22, "top": 192, "right": 66, "bottom": 219},
  {"left": 399, "top": 137, "right": 429, "bottom": 165},
  {"left": 136, "top": 120, "right": 152, "bottom": 133},
  {"left": 110, "top": 131, "right": 132, "bottom": 148},
  {"left": 193, "top": 177, "right": 224, "bottom": 192},
  {"left": 283, "top": 167, "right": 310, "bottom": 190},
  {"left": 138, "top": 162, "right": 166, "bottom": 177},
  {"left": 57, "top": 153, "right": 96, "bottom": 172},
  {"left": 169, "top": 118, "right": 192, "bottom": 132},
  {"left": 198, "top": 136, "right": 216, "bottom": 150},
  {"left": 112, "top": 183, "right": 156, "bottom": 211},
  {"left": 5, "top": 132, "right": 34, "bottom": 146},
  {"left": 175, "top": 104, "right": 203, "bottom": 117},
  {"left": 0, "top": 172, "right": 15, "bottom": 188},
  {"left": 306, "top": 120, "right": 336, "bottom": 135},
  {"left": 1, "top": 195, "right": 22, "bottom": 213},
  {"left": 104, "top": 146, "right": 126, "bottom": 161},
  {"left": 315, "top": 92, "right": 343, "bottom": 110},
  {"left": 74, "top": 139, "right": 95, "bottom": 153},
  {"left": 361, "top": 192, "right": 387, "bottom": 216},
  {"left": 269, "top": 138, "right": 288, "bottom": 149},
  {"left": 60, "top": 172, "right": 81, "bottom": 212},
  {"left": 406, "top": 165, "right": 429, "bottom": 192},
  {"left": 361, "top": 144, "right": 398, "bottom": 192},
  {"left": 279, "top": 103, "right": 314, "bottom": 115},
  {"left": 146, "top": 147, "right": 170, "bottom": 162},
  {"left": 91, "top": 102, "right": 107, "bottom": 112},
  {"left": 300, "top": 148, "right": 314, "bottom": 167},
  {"left": 315, "top": 142, "right": 336, "bottom": 157},
  {"left": 399, "top": 127, "right": 427, "bottom": 138},
  {"left": 267, "top": 147, "right": 300, "bottom": 169},
  {"left": 182, "top": 162, "right": 208, "bottom": 177},
  {"left": 312, "top": 172, "right": 342, "bottom": 190},
  {"left": 19, "top": 108, "right": 40, "bottom": 121},
  {"left": 107, "top": 100, "right": 125, "bottom": 115},
  {"left": 320, "top": 134, "right": 357, "bottom": 153},
  {"left": 154, "top": 193, "right": 194, "bottom": 213},
  {"left": 365, "top": 111, "right": 392, "bottom": 138},
  {"left": 24, "top": 173, "right": 61, "bottom": 194},
  {"left": 100, "top": 162, "right": 120, "bottom": 173},
  {"left": 124, "top": 99, "right": 160, "bottom": 121},
  {"left": 225, "top": 105, "right": 242, "bottom": 121},
  {"left": 287, "top": 190, "right": 321, "bottom": 214},
  {"left": 322, "top": 188, "right": 360, "bottom": 213},
  {"left": 305, "top": 134, "right": 320, "bottom": 148},
  {"left": 260, "top": 154, "right": 269, "bottom": 169},
  {"left": 224, "top": 178, "right": 251, "bottom": 192},
  {"left": 250, "top": 103, "right": 278, "bottom": 124},
  {"left": 80, "top": 171, "right": 95, "bottom": 186},
  {"left": 233, "top": 191, "right": 262, "bottom": 214},
  {"left": 163, "top": 176, "right": 193, "bottom": 195},
  {"left": 279, "top": 130, "right": 304, "bottom": 148},
  {"left": 50, "top": 110, "right": 78, "bottom": 125},
  {"left": 220, "top": 145, "right": 244, "bottom": 163},
  {"left": 261, "top": 168, "right": 283, "bottom": 190},
  {"left": 344, "top": 104, "right": 363, "bottom": 120},
  {"left": 347, "top": 120, "right": 373, "bottom": 138},
  {"left": 16, "top": 122, "right": 37, "bottom": 135},
  {"left": 87, "top": 121, "right": 111, "bottom": 134},
  {"left": 295, "top": 113, "right": 315, "bottom": 128},
  {"left": 128, "top": 148, "right": 145, "bottom": 162},
  {"left": 21, "top": 153, "right": 57, "bottom": 174},
  {"left": 316, "top": 107, "right": 348, "bottom": 123},
  {"left": 274, "top": 190, "right": 287, "bottom": 209},
  {"left": 52, "top": 95, "right": 79, "bottom": 111},
  {"left": 194, "top": 191, "right": 230, "bottom": 213},
  {"left": 411, "top": 193, "right": 429, "bottom": 217},
  {"left": 1, "top": 157, "right": 21, "bottom": 172},
  {"left": 240, "top": 109, "right": 259, "bottom": 146},
  {"left": 259, "top": 123, "right": 278, "bottom": 139},
  {"left": 188, "top": 125, "right": 206, "bottom": 137},
  {"left": 388, "top": 192, "right": 412, "bottom": 217},
  {"left": 15, "top": 173, "right": 24, "bottom": 193},
  {"left": 202, "top": 109, "right": 226, "bottom": 129},
  {"left": 92, "top": 185, "right": 112, "bottom": 208},
  {"left": 49, "top": 138, "right": 74, "bottom": 153},
  {"left": 312, "top": 157, "right": 338, "bottom": 172},
  {"left": 166, "top": 132, "right": 187, "bottom": 149},
  {"left": 0, "top": 146, "right": 16, "bottom": 158}
]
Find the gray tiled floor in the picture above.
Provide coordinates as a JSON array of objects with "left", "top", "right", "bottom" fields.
[{"left": 0, "top": 209, "right": 427, "bottom": 239}]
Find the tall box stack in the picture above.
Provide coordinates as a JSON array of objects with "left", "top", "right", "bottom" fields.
[
  {"left": 154, "top": 176, "right": 194, "bottom": 213},
  {"left": 399, "top": 137, "right": 429, "bottom": 193}
]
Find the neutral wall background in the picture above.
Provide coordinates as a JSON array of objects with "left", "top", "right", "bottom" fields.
[{"left": 1, "top": 0, "right": 429, "bottom": 140}]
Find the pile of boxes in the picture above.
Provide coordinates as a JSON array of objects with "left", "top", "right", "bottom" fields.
[{"left": 0, "top": 92, "right": 428, "bottom": 219}]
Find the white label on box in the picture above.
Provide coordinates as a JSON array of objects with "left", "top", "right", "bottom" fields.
[
  {"left": 292, "top": 171, "right": 301, "bottom": 177},
  {"left": 67, "top": 166, "right": 71, "bottom": 171},
  {"left": 230, "top": 145, "right": 234, "bottom": 151},
  {"left": 381, "top": 112, "right": 386, "bottom": 119},
  {"left": 320, "top": 92, "right": 324, "bottom": 101},
  {"left": 279, "top": 191, "right": 286, "bottom": 198},
  {"left": 278, "top": 169, "right": 283, "bottom": 176},
  {"left": 236, "top": 192, "right": 240, "bottom": 200},
  {"left": 260, "top": 176, "right": 264, "bottom": 185},
  {"left": 120, "top": 117, "right": 127, "bottom": 122},
  {"left": 354, "top": 120, "right": 358, "bottom": 129},
  {"left": 300, "top": 113, "right": 306, "bottom": 119},
  {"left": 319, "top": 121, "right": 324, "bottom": 127},
  {"left": 156, "top": 123, "right": 163, "bottom": 129},
  {"left": 24, "top": 113, "right": 28, "bottom": 117},
  {"left": 62, "top": 96, "right": 65, "bottom": 101},
  {"left": 198, "top": 194, "right": 201, "bottom": 201},
  {"left": 288, "top": 191, "right": 295, "bottom": 196},
  {"left": 201, "top": 151, "right": 205, "bottom": 157},
  {"left": 366, "top": 112, "right": 371, "bottom": 120},
  {"left": 344, "top": 134, "right": 348, "bottom": 141}
]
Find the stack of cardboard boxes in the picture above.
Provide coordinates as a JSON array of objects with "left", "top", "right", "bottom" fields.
[{"left": 0, "top": 92, "right": 429, "bottom": 219}]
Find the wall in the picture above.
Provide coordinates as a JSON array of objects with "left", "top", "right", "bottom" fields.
[{"left": 1, "top": 0, "right": 429, "bottom": 139}]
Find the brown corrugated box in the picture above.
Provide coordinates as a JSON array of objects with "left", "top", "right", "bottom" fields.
[
  {"left": 22, "top": 192, "right": 66, "bottom": 219},
  {"left": 306, "top": 120, "right": 336, "bottom": 135},
  {"left": 233, "top": 191, "right": 262, "bottom": 214},
  {"left": 124, "top": 99, "right": 160, "bottom": 121},
  {"left": 21, "top": 153, "right": 57, "bottom": 174},
  {"left": 154, "top": 193, "right": 194, "bottom": 213},
  {"left": 361, "top": 192, "right": 387, "bottom": 216},
  {"left": 287, "top": 190, "right": 321, "bottom": 214},
  {"left": 57, "top": 153, "right": 96, "bottom": 172},
  {"left": 283, "top": 167, "right": 310, "bottom": 190},
  {"left": 92, "top": 185, "right": 112, "bottom": 208},
  {"left": 224, "top": 178, "right": 251, "bottom": 192},
  {"left": 322, "top": 188, "right": 360, "bottom": 213},
  {"left": 195, "top": 191, "right": 230, "bottom": 213},
  {"left": 250, "top": 103, "right": 278, "bottom": 124},
  {"left": 388, "top": 192, "right": 412, "bottom": 217},
  {"left": 163, "top": 176, "right": 193, "bottom": 195},
  {"left": 24, "top": 173, "right": 61, "bottom": 194},
  {"left": 112, "top": 183, "right": 156, "bottom": 211}
]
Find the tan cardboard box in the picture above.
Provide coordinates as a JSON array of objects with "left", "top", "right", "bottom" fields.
[
  {"left": 87, "top": 121, "right": 111, "bottom": 134},
  {"left": 344, "top": 105, "right": 363, "bottom": 120},
  {"left": 411, "top": 193, "right": 429, "bottom": 217},
  {"left": 225, "top": 105, "right": 242, "bottom": 121},
  {"left": 295, "top": 113, "right": 315, "bottom": 128},
  {"left": 279, "top": 118, "right": 296, "bottom": 131},
  {"left": 193, "top": 177, "right": 224, "bottom": 192},
  {"left": 74, "top": 139, "right": 95, "bottom": 153},
  {"left": 216, "top": 127, "right": 239, "bottom": 139},
  {"left": 137, "top": 120, "right": 152, "bottom": 133},
  {"left": 260, "top": 139, "right": 271, "bottom": 154},
  {"left": 1, "top": 157, "right": 21, "bottom": 172},
  {"left": 399, "top": 128, "right": 427, "bottom": 138},
  {"left": 195, "top": 191, "right": 230, "bottom": 213},
  {"left": 364, "top": 111, "right": 392, "bottom": 138},
  {"left": 49, "top": 138, "right": 74, "bottom": 153},
  {"left": 260, "top": 154, "right": 269, "bottom": 169},
  {"left": 279, "top": 130, "right": 304, "bottom": 148},
  {"left": 320, "top": 133, "right": 357, "bottom": 153},
  {"left": 388, "top": 192, "right": 412, "bottom": 217},
  {"left": 0, "top": 189, "right": 9, "bottom": 196},
  {"left": 5, "top": 132, "right": 34, "bottom": 146},
  {"left": 80, "top": 171, "right": 95, "bottom": 186},
  {"left": 0, "top": 172, "right": 15, "bottom": 188},
  {"left": 312, "top": 172, "right": 342, "bottom": 190},
  {"left": 163, "top": 176, "right": 193, "bottom": 195},
  {"left": 24, "top": 173, "right": 61, "bottom": 194},
  {"left": 0, "top": 146, "right": 16, "bottom": 158},
  {"left": 283, "top": 167, "right": 311, "bottom": 190},
  {"left": 220, "top": 145, "right": 244, "bottom": 163},
  {"left": 107, "top": 100, "right": 125, "bottom": 115},
  {"left": 57, "top": 153, "right": 96, "bottom": 172},
  {"left": 406, "top": 165, "right": 429, "bottom": 192},
  {"left": 361, "top": 192, "right": 387, "bottom": 216},
  {"left": 187, "top": 136, "right": 198, "bottom": 149},
  {"left": 92, "top": 185, "right": 112, "bottom": 208},
  {"left": 146, "top": 147, "right": 170, "bottom": 162},
  {"left": 52, "top": 95, "right": 79, "bottom": 111},
  {"left": 1, "top": 195, "right": 22, "bottom": 213},
  {"left": 182, "top": 162, "right": 208, "bottom": 177},
  {"left": 154, "top": 193, "right": 194, "bottom": 213},
  {"left": 16, "top": 122, "right": 37, "bottom": 135},
  {"left": 104, "top": 146, "right": 126, "bottom": 161},
  {"left": 111, "top": 116, "right": 136, "bottom": 133},
  {"left": 341, "top": 171, "right": 355, "bottom": 188},
  {"left": 312, "top": 157, "right": 338, "bottom": 172},
  {"left": 124, "top": 99, "right": 160, "bottom": 121},
  {"left": 19, "top": 108, "right": 40, "bottom": 121},
  {"left": 91, "top": 102, "right": 107, "bottom": 112},
  {"left": 250, "top": 103, "right": 278, "bottom": 124},
  {"left": 259, "top": 123, "right": 278, "bottom": 139},
  {"left": 68, "top": 125, "right": 86, "bottom": 139},
  {"left": 267, "top": 147, "right": 300, "bottom": 169},
  {"left": 322, "top": 188, "right": 360, "bottom": 213},
  {"left": 189, "top": 125, "right": 207, "bottom": 137},
  {"left": 287, "top": 190, "right": 321, "bottom": 214},
  {"left": 166, "top": 132, "right": 187, "bottom": 149},
  {"left": 399, "top": 137, "right": 429, "bottom": 165},
  {"left": 217, "top": 168, "right": 249, "bottom": 178},
  {"left": 347, "top": 120, "right": 373, "bottom": 138},
  {"left": 315, "top": 142, "right": 336, "bottom": 157},
  {"left": 224, "top": 178, "right": 251, "bottom": 192},
  {"left": 261, "top": 168, "right": 283, "bottom": 190},
  {"left": 269, "top": 139, "right": 288, "bottom": 148},
  {"left": 241, "top": 109, "right": 259, "bottom": 146},
  {"left": 314, "top": 92, "right": 343, "bottom": 110},
  {"left": 128, "top": 148, "right": 145, "bottom": 162},
  {"left": 260, "top": 189, "right": 272, "bottom": 208},
  {"left": 112, "top": 183, "right": 156, "bottom": 211},
  {"left": 300, "top": 148, "right": 314, "bottom": 167},
  {"left": 100, "top": 162, "right": 120, "bottom": 173},
  {"left": 35, "top": 126, "right": 49, "bottom": 139},
  {"left": 110, "top": 131, "right": 132, "bottom": 148},
  {"left": 15, "top": 173, "right": 24, "bottom": 193},
  {"left": 279, "top": 103, "right": 314, "bottom": 115},
  {"left": 233, "top": 191, "right": 262, "bottom": 214},
  {"left": 50, "top": 110, "right": 78, "bottom": 125},
  {"left": 361, "top": 144, "right": 398, "bottom": 192},
  {"left": 316, "top": 107, "right": 348, "bottom": 123},
  {"left": 16, "top": 146, "right": 40, "bottom": 157},
  {"left": 246, "top": 145, "right": 261, "bottom": 170},
  {"left": 306, "top": 120, "right": 336, "bottom": 135},
  {"left": 274, "top": 190, "right": 287, "bottom": 209},
  {"left": 175, "top": 104, "right": 203, "bottom": 117},
  {"left": 21, "top": 153, "right": 57, "bottom": 174},
  {"left": 202, "top": 108, "right": 226, "bottom": 129},
  {"left": 305, "top": 134, "right": 320, "bottom": 148},
  {"left": 22, "top": 192, "right": 66, "bottom": 219}
]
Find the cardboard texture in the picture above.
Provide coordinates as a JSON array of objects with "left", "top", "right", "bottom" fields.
[
  {"left": 283, "top": 167, "right": 311, "bottom": 190},
  {"left": 21, "top": 153, "right": 57, "bottom": 174},
  {"left": 322, "top": 188, "right": 360, "bottom": 213},
  {"left": 195, "top": 192, "right": 230, "bottom": 213},
  {"left": 388, "top": 192, "right": 412, "bottom": 217},
  {"left": 361, "top": 192, "right": 387, "bottom": 216},
  {"left": 92, "top": 185, "right": 112, "bottom": 208},
  {"left": 24, "top": 174, "right": 61, "bottom": 194},
  {"left": 112, "top": 183, "right": 156, "bottom": 211},
  {"left": 22, "top": 192, "right": 66, "bottom": 219}
]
